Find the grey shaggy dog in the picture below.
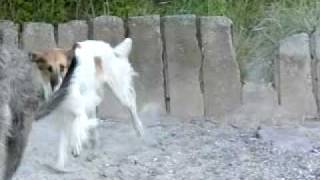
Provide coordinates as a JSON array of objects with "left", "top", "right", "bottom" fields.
[{"left": 0, "top": 45, "right": 50, "bottom": 180}]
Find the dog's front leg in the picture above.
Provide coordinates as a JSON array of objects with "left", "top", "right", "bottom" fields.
[
  {"left": 54, "top": 129, "right": 69, "bottom": 172},
  {"left": 70, "top": 116, "right": 83, "bottom": 157},
  {"left": 50, "top": 128, "right": 77, "bottom": 173},
  {"left": 87, "top": 109, "right": 100, "bottom": 149},
  {"left": 70, "top": 113, "right": 96, "bottom": 157}
]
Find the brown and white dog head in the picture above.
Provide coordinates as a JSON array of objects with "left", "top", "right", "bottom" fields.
[{"left": 29, "top": 48, "right": 72, "bottom": 92}]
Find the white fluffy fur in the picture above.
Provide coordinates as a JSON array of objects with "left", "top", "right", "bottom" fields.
[{"left": 48, "top": 38, "right": 144, "bottom": 171}]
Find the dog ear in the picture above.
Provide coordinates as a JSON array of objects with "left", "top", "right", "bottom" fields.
[
  {"left": 29, "top": 51, "right": 41, "bottom": 62},
  {"left": 65, "top": 43, "right": 79, "bottom": 66},
  {"left": 114, "top": 38, "right": 132, "bottom": 58}
]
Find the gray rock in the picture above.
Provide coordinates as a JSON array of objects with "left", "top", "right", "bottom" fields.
[
  {"left": 93, "top": 16, "right": 127, "bottom": 119},
  {"left": 0, "top": 20, "right": 18, "bottom": 48},
  {"left": 162, "top": 15, "right": 203, "bottom": 117},
  {"left": 58, "top": 20, "right": 88, "bottom": 49},
  {"left": 200, "top": 16, "right": 241, "bottom": 118},
  {"left": 128, "top": 15, "right": 165, "bottom": 115},
  {"left": 278, "top": 33, "right": 317, "bottom": 119},
  {"left": 22, "top": 22, "right": 56, "bottom": 52}
]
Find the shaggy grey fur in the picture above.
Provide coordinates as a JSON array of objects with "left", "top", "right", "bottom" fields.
[{"left": 0, "top": 45, "right": 46, "bottom": 180}]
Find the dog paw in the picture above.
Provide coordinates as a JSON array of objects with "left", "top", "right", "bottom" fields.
[
  {"left": 71, "top": 141, "right": 82, "bottom": 157},
  {"left": 71, "top": 146, "right": 81, "bottom": 157},
  {"left": 135, "top": 124, "right": 145, "bottom": 137}
]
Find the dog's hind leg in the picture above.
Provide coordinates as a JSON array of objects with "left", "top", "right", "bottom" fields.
[
  {"left": 87, "top": 110, "right": 100, "bottom": 149},
  {"left": 87, "top": 122, "right": 100, "bottom": 149},
  {"left": 5, "top": 109, "right": 34, "bottom": 180},
  {"left": 111, "top": 84, "right": 144, "bottom": 137},
  {"left": 124, "top": 86, "right": 144, "bottom": 137},
  {"left": 127, "top": 105, "right": 144, "bottom": 137},
  {"left": 0, "top": 104, "right": 10, "bottom": 180}
]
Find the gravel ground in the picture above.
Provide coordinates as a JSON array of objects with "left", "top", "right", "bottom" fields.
[{"left": 13, "top": 114, "right": 320, "bottom": 180}]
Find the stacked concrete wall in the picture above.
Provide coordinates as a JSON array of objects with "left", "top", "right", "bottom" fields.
[{"left": 0, "top": 15, "right": 318, "bottom": 122}]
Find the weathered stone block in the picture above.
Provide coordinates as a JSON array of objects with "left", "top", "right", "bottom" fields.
[
  {"left": 92, "top": 16, "right": 124, "bottom": 46},
  {"left": 93, "top": 16, "right": 127, "bottom": 119},
  {"left": 237, "top": 82, "right": 278, "bottom": 124},
  {"left": 278, "top": 33, "right": 317, "bottom": 119},
  {"left": 128, "top": 16, "right": 165, "bottom": 114},
  {"left": 311, "top": 30, "right": 320, "bottom": 116},
  {"left": 22, "top": 22, "right": 56, "bottom": 52},
  {"left": 162, "top": 15, "right": 203, "bottom": 117},
  {"left": 201, "top": 16, "right": 241, "bottom": 118},
  {"left": 0, "top": 20, "right": 18, "bottom": 48},
  {"left": 58, "top": 20, "right": 88, "bottom": 49}
]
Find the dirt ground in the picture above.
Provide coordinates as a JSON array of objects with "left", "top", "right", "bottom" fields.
[{"left": 13, "top": 113, "right": 320, "bottom": 180}]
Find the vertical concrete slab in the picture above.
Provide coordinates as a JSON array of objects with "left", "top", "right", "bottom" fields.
[
  {"left": 278, "top": 33, "right": 317, "bottom": 119},
  {"left": 162, "top": 15, "right": 203, "bottom": 117},
  {"left": 200, "top": 16, "right": 241, "bottom": 118},
  {"left": 92, "top": 16, "right": 124, "bottom": 46},
  {"left": 22, "top": 22, "right": 56, "bottom": 52},
  {"left": 311, "top": 30, "right": 320, "bottom": 117},
  {"left": 58, "top": 20, "right": 88, "bottom": 49},
  {"left": 235, "top": 82, "right": 279, "bottom": 125},
  {"left": 92, "top": 16, "right": 127, "bottom": 119},
  {"left": 0, "top": 20, "right": 18, "bottom": 48},
  {"left": 128, "top": 16, "right": 165, "bottom": 114}
]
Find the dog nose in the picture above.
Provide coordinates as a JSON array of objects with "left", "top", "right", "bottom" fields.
[{"left": 50, "top": 74, "right": 59, "bottom": 91}]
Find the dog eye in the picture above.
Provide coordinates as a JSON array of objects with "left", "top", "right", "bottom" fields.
[
  {"left": 47, "top": 66, "right": 53, "bottom": 73},
  {"left": 60, "top": 65, "right": 65, "bottom": 72}
]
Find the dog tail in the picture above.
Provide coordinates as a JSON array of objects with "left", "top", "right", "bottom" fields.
[{"left": 35, "top": 55, "right": 78, "bottom": 121}]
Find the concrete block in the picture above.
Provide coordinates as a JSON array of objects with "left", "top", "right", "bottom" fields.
[
  {"left": 92, "top": 16, "right": 124, "bottom": 46},
  {"left": 22, "top": 22, "right": 56, "bottom": 52},
  {"left": 278, "top": 33, "right": 317, "bottom": 119},
  {"left": 128, "top": 15, "right": 165, "bottom": 115},
  {"left": 0, "top": 20, "right": 18, "bottom": 48},
  {"left": 162, "top": 15, "right": 203, "bottom": 117},
  {"left": 58, "top": 20, "right": 88, "bottom": 49},
  {"left": 201, "top": 16, "right": 241, "bottom": 118}
]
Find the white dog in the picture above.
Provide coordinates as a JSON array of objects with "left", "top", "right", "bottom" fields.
[{"left": 36, "top": 38, "right": 144, "bottom": 171}]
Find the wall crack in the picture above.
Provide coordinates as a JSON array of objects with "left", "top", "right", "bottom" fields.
[{"left": 160, "top": 16, "right": 170, "bottom": 113}]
